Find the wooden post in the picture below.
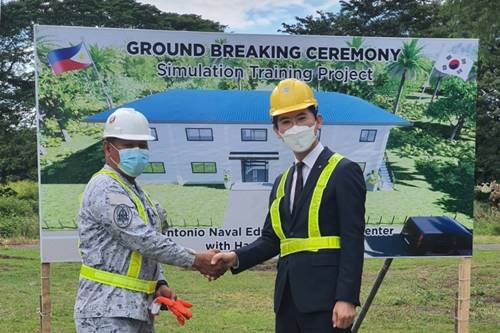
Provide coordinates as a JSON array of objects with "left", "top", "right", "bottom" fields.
[
  {"left": 455, "top": 257, "right": 471, "bottom": 333},
  {"left": 40, "top": 263, "right": 51, "bottom": 333}
]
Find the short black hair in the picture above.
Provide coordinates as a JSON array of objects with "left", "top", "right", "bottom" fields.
[{"left": 272, "top": 105, "right": 318, "bottom": 128}]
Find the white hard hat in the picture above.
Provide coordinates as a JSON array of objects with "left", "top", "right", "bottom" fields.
[{"left": 103, "top": 107, "right": 155, "bottom": 140}]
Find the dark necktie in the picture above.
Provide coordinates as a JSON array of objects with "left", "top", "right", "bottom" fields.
[{"left": 293, "top": 162, "right": 304, "bottom": 212}]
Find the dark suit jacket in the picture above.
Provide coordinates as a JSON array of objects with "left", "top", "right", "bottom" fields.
[{"left": 232, "top": 147, "right": 366, "bottom": 313}]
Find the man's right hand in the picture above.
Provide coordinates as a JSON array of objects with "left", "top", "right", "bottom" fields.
[
  {"left": 211, "top": 252, "right": 237, "bottom": 270},
  {"left": 192, "top": 250, "right": 227, "bottom": 280}
]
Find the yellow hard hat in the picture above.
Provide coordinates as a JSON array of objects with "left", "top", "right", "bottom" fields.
[{"left": 269, "top": 79, "right": 318, "bottom": 117}]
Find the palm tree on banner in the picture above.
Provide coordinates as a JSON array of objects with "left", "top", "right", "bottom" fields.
[{"left": 387, "top": 39, "right": 429, "bottom": 114}]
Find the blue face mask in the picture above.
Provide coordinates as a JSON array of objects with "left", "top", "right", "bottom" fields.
[{"left": 110, "top": 143, "right": 150, "bottom": 177}]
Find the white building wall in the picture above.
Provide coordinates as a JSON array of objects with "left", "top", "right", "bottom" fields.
[
  {"left": 139, "top": 122, "right": 393, "bottom": 184},
  {"left": 321, "top": 125, "right": 391, "bottom": 176},
  {"left": 140, "top": 123, "right": 292, "bottom": 184}
]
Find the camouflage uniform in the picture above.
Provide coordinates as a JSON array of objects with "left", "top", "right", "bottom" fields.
[
  {"left": 74, "top": 165, "right": 195, "bottom": 332},
  {"left": 75, "top": 317, "right": 154, "bottom": 333}
]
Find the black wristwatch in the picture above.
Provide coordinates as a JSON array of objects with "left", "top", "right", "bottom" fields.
[{"left": 155, "top": 279, "right": 169, "bottom": 292}]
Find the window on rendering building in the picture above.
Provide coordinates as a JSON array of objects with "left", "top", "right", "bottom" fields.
[
  {"left": 143, "top": 162, "right": 165, "bottom": 173},
  {"left": 191, "top": 162, "right": 217, "bottom": 173},
  {"left": 241, "top": 128, "right": 267, "bottom": 141},
  {"left": 186, "top": 128, "right": 213, "bottom": 141},
  {"left": 150, "top": 128, "right": 158, "bottom": 141},
  {"left": 359, "top": 129, "right": 377, "bottom": 142}
]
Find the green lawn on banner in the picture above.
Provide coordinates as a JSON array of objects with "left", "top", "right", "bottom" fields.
[
  {"left": 41, "top": 150, "right": 473, "bottom": 230},
  {"left": 40, "top": 183, "right": 229, "bottom": 229}
]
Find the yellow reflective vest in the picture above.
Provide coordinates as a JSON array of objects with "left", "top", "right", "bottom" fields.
[
  {"left": 270, "top": 153, "right": 344, "bottom": 257},
  {"left": 79, "top": 168, "right": 159, "bottom": 294}
]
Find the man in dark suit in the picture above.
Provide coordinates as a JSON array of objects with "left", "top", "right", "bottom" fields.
[{"left": 212, "top": 78, "right": 366, "bottom": 333}]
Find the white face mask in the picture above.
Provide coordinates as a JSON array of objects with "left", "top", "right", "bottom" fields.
[{"left": 280, "top": 122, "right": 317, "bottom": 153}]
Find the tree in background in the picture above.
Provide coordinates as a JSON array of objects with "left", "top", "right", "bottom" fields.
[
  {"left": 0, "top": 0, "right": 224, "bottom": 183},
  {"left": 0, "top": 1, "right": 38, "bottom": 183},
  {"left": 386, "top": 39, "right": 429, "bottom": 114},
  {"left": 435, "top": 0, "right": 500, "bottom": 183},
  {"left": 280, "top": 0, "right": 441, "bottom": 36},
  {"left": 425, "top": 77, "right": 477, "bottom": 141},
  {"left": 0, "top": 128, "right": 37, "bottom": 182}
]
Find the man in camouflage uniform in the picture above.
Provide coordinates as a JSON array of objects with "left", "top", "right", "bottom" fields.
[{"left": 75, "top": 108, "right": 222, "bottom": 333}]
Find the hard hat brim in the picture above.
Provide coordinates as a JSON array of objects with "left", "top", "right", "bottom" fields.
[
  {"left": 270, "top": 101, "right": 317, "bottom": 117},
  {"left": 103, "top": 134, "right": 156, "bottom": 141}
]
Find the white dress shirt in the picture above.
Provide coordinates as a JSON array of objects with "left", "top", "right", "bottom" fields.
[{"left": 289, "top": 142, "right": 324, "bottom": 211}]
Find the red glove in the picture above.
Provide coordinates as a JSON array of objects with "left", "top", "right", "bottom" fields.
[{"left": 155, "top": 296, "right": 193, "bottom": 326}]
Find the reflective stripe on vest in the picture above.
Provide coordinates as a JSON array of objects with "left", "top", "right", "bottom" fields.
[
  {"left": 270, "top": 153, "right": 344, "bottom": 257},
  {"left": 270, "top": 167, "right": 291, "bottom": 241},
  {"left": 80, "top": 264, "right": 157, "bottom": 294},
  {"left": 79, "top": 168, "right": 159, "bottom": 294}
]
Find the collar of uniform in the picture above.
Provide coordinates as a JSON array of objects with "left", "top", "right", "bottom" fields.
[
  {"left": 103, "top": 164, "right": 137, "bottom": 189},
  {"left": 294, "top": 142, "right": 324, "bottom": 170}
]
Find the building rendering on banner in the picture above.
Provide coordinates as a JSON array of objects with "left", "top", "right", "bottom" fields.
[{"left": 86, "top": 89, "right": 411, "bottom": 190}]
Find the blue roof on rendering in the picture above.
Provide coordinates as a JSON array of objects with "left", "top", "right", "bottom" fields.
[{"left": 86, "top": 89, "right": 411, "bottom": 126}]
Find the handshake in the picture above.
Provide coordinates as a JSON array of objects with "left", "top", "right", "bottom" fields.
[{"left": 192, "top": 250, "right": 237, "bottom": 280}]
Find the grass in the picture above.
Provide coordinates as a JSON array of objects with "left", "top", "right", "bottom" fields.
[
  {"left": 0, "top": 247, "right": 498, "bottom": 332},
  {"left": 474, "top": 235, "right": 500, "bottom": 244},
  {"left": 474, "top": 201, "right": 500, "bottom": 236},
  {"left": 40, "top": 184, "right": 86, "bottom": 229},
  {"left": 365, "top": 149, "right": 474, "bottom": 228},
  {"left": 40, "top": 183, "right": 229, "bottom": 229},
  {"left": 143, "top": 184, "right": 229, "bottom": 227}
]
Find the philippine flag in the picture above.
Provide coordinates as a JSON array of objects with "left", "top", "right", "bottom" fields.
[
  {"left": 47, "top": 42, "right": 92, "bottom": 75},
  {"left": 433, "top": 53, "right": 472, "bottom": 81}
]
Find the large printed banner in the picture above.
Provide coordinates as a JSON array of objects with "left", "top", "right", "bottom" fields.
[{"left": 35, "top": 25, "right": 478, "bottom": 262}]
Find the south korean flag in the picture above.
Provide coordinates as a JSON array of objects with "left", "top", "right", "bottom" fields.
[{"left": 434, "top": 53, "right": 472, "bottom": 81}]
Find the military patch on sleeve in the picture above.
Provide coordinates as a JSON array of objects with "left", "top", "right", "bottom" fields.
[{"left": 113, "top": 204, "right": 132, "bottom": 228}]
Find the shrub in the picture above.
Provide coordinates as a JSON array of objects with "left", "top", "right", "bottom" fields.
[
  {"left": 0, "top": 186, "right": 16, "bottom": 197},
  {"left": 388, "top": 126, "right": 473, "bottom": 160},
  {"left": 0, "top": 196, "right": 35, "bottom": 217},
  {"left": 8, "top": 180, "right": 38, "bottom": 201},
  {"left": 0, "top": 196, "right": 39, "bottom": 238},
  {"left": 475, "top": 181, "right": 500, "bottom": 213},
  {"left": 474, "top": 200, "right": 500, "bottom": 235},
  {"left": 398, "top": 101, "right": 426, "bottom": 121},
  {"left": 0, "top": 215, "right": 39, "bottom": 238}
]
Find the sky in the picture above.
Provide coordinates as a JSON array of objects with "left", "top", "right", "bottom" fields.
[{"left": 138, "top": 0, "right": 341, "bottom": 34}]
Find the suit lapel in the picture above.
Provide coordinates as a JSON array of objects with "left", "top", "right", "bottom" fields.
[{"left": 290, "top": 147, "right": 333, "bottom": 224}]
